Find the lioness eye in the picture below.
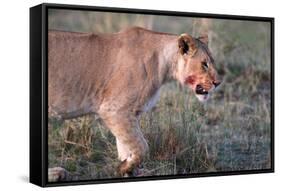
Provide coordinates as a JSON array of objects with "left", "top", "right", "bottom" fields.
[{"left": 202, "top": 61, "right": 208, "bottom": 69}]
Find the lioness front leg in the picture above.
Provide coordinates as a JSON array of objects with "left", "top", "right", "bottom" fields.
[{"left": 101, "top": 113, "right": 148, "bottom": 176}]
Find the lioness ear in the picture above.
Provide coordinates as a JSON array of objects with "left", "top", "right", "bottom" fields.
[
  {"left": 198, "top": 34, "right": 208, "bottom": 45},
  {"left": 178, "top": 34, "right": 197, "bottom": 55}
]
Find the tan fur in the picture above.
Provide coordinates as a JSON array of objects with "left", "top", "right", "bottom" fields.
[{"left": 48, "top": 27, "right": 221, "bottom": 176}]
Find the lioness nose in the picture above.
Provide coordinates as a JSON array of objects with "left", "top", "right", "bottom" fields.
[{"left": 213, "top": 81, "right": 221, "bottom": 88}]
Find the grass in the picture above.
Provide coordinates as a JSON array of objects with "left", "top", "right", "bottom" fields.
[
  {"left": 48, "top": 70, "right": 271, "bottom": 179},
  {"left": 48, "top": 10, "right": 272, "bottom": 181}
]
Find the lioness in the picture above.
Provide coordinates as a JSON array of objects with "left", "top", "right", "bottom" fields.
[{"left": 48, "top": 26, "right": 221, "bottom": 178}]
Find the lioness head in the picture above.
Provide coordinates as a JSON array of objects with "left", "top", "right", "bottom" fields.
[{"left": 176, "top": 33, "right": 221, "bottom": 102}]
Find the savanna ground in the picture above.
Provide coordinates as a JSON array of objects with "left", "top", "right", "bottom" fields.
[{"left": 48, "top": 9, "right": 272, "bottom": 180}]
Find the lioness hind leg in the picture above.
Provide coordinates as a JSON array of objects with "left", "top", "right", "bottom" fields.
[
  {"left": 101, "top": 113, "right": 148, "bottom": 176},
  {"left": 48, "top": 167, "right": 70, "bottom": 182}
]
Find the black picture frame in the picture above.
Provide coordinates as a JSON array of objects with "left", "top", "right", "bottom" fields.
[{"left": 30, "top": 3, "right": 274, "bottom": 187}]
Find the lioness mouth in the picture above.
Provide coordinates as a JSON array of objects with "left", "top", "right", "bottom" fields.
[{"left": 195, "top": 84, "right": 208, "bottom": 95}]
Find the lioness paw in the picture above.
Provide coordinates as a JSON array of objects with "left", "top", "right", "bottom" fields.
[{"left": 48, "top": 167, "right": 69, "bottom": 182}]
